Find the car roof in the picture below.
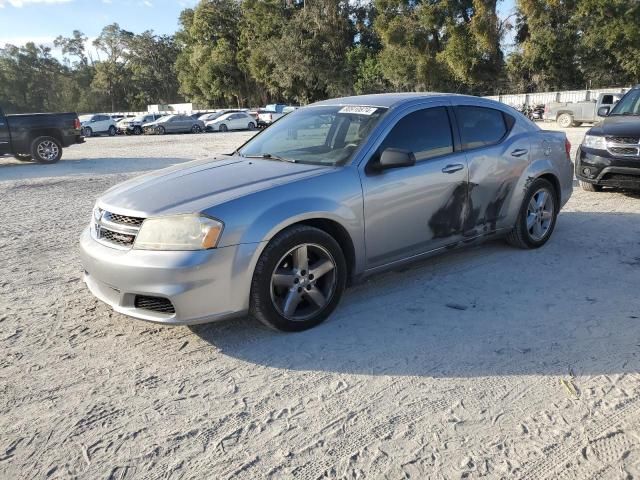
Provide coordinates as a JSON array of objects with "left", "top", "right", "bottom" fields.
[{"left": 311, "top": 92, "right": 462, "bottom": 109}]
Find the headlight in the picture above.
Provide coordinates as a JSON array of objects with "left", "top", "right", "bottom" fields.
[
  {"left": 134, "top": 214, "right": 223, "bottom": 251},
  {"left": 582, "top": 135, "right": 606, "bottom": 150}
]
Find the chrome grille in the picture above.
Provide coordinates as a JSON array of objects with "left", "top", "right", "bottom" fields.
[
  {"left": 134, "top": 295, "right": 175, "bottom": 314},
  {"left": 103, "top": 211, "right": 144, "bottom": 227},
  {"left": 606, "top": 136, "right": 640, "bottom": 158},
  {"left": 94, "top": 209, "right": 145, "bottom": 249}
]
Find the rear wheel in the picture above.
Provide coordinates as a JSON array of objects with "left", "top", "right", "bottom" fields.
[
  {"left": 30, "top": 136, "right": 62, "bottom": 164},
  {"left": 506, "top": 178, "right": 558, "bottom": 249},
  {"left": 156, "top": 126, "right": 166, "bottom": 135},
  {"left": 108, "top": 126, "right": 116, "bottom": 136},
  {"left": 133, "top": 126, "right": 143, "bottom": 135},
  {"left": 557, "top": 113, "right": 573, "bottom": 129},
  {"left": 191, "top": 124, "right": 202, "bottom": 133},
  {"left": 248, "top": 122, "right": 256, "bottom": 130},
  {"left": 579, "top": 181, "right": 603, "bottom": 192},
  {"left": 219, "top": 124, "right": 228, "bottom": 132},
  {"left": 250, "top": 226, "right": 347, "bottom": 332}
]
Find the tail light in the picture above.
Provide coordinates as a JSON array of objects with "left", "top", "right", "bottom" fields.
[
  {"left": 565, "top": 138, "right": 572, "bottom": 158},
  {"left": 74, "top": 118, "right": 81, "bottom": 130},
  {"left": 544, "top": 104, "right": 549, "bottom": 114},
  {"left": 268, "top": 113, "right": 273, "bottom": 121}
]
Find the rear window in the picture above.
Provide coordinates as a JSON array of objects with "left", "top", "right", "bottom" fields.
[{"left": 455, "top": 106, "right": 508, "bottom": 150}]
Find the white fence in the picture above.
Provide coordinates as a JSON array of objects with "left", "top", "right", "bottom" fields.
[{"left": 484, "top": 86, "right": 631, "bottom": 106}]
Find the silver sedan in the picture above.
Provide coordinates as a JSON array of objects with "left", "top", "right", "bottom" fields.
[{"left": 80, "top": 93, "right": 574, "bottom": 331}]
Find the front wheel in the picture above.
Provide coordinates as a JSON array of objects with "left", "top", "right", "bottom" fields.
[
  {"left": 156, "top": 126, "right": 166, "bottom": 135},
  {"left": 219, "top": 124, "right": 228, "bottom": 132},
  {"left": 83, "top": 127, "right": 93, "bottom": 137},
  {"left": 133, "top": 126, "right": 143, "bottom": 135},
  {"left": 506, "top": 178, "right": 558, "bottom": 249},
  {"left": 248, "top": 122, "right": 256, "bottom": 130},
  {"left": 579, "top": 181, "right": 603, "bottom": 192},
  {"left": 108, "top": 126, "right": 116, "bottom": 136},
  {"left": 191, "top": 125, "right": 202, "bottom": 133},
  {"left": 31, "top": 136, "right": 62, "bottom": 164},
  {"left": 250, "top": 226, "right": 347, "bottom": 332}
]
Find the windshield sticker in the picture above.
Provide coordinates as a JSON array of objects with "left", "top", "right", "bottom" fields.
[{"left": 338, "top": 106, "right": 378, "bottom": 115}]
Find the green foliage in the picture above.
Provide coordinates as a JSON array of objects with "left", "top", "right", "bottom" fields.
[{"left": 1, "top": 0, "right": 639, "bottom": 113}]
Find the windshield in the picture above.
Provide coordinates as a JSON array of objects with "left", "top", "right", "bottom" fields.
[
  {"left": 239, "top": 105, "right": 387, "bottom": 166},
  {"left": 79, "top": 115, "right": 92, "bottom": 122},
  {"left": 610, "top": 89, "right": 640, "bottom": 116},
  {"left": 158, "top": 115, "right": 174, "bottom": 123}
]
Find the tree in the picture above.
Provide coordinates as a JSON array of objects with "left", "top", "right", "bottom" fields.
[
  {"left": 92, "top": 23, "right": 134, "bottom": 111},
  {"left": 507, "top": 0, "right": 583, "bottom": 92},
  {"left": 574, "top": 0, "right": 640, "bottom": 87}
]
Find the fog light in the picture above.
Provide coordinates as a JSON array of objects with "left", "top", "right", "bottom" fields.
[{"left": 583, "top": 167, "right": 592, "bottom": 175}]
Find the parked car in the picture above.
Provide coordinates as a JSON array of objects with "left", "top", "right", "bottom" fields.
[
  {"left": 257, "top": 105, "right": 297, "bottom": 127},
  {"left": 575, "top": 84, "right": 640, "bottom": 191},
  {"left": 199, "top": 109, "right": 241, "bottom": 126},
  {"left": 545, "top": 93, "right": 622, "bottom": 128},
  {"left": 0, "top": 105, "right": 84, "bottom": 163},
  {"left": 115, "top": 116, "right": 135, "bottom": 134},
  {"left": 80, "top": 93, "right": 573, "bottom": 331},
  {"left": 121, "top": 113, "right": 164, "bottom": 135},
  {"left": 143, "top": 114, "right": 205, "bottom": 135},
  {"left": 79, "top": 114, "right": 117, "bottom": 137},
  {"left": 206, "top": 111, "right": 256, "bottom": 132}
]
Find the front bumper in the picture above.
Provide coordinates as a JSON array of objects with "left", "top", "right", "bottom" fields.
[
  {"left": 575, "top": 147, "right": 640, "bottom": 188},
  {"left": 79, "top": 227, "right": 261, "bottom": 325}
]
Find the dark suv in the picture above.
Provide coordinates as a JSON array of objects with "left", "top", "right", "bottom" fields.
[{"left": 575, "top": 85, "right": 640, "bottom": 191}]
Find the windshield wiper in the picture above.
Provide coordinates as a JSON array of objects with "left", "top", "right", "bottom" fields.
[{"left": 242, "top": 153, "right": 296, "bottom": 163}]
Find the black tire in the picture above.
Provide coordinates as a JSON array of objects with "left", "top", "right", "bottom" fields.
[
  {"left": 506, "top": 178, "right": 558, "bottom": 249},
  {"left": 556, "top": 113, "right": 573, "bottom": 129},
  {"left": 219, "top": 124, "right": 228, "bottom": 132},
  {"left": 579, "top": 180, "right": 603, "bottom": 192},
  {"left": 157, "top": 126, "right": 166, "bottom": 135},
  {"left": 133, "top": 126, "right": 143, "bottom": 135},
  {"left": 30, "top": 136, "right": 62, "bottom": 164},
  {"left": 248, "top": 122, "right": 256, "bottom": 130},
  {"left": 108, "top": 126, "right": 116, "bottom": 136},
  {"left": 191, "top": 125, "right": 202, "bottom": 133},
  {"left": 83, "top": 127, "right": 93, "bottom": 137},
  {"left": 250, "top": 225, "right": 347, "bottom": 332},
  {"left": 13, "top": 153, "right": 31, "bottom": 161}
]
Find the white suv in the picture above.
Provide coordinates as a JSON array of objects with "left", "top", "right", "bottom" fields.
[{"left": 79, "top": 114, "right": 117, "bottom": 137}]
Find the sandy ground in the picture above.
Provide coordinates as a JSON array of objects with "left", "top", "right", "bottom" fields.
[{"left": 2, "top": 127, "right": 640, "bottom": 479}]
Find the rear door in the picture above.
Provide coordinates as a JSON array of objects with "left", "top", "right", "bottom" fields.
[
  {"left": 454, "top": 103, "right": 530, "bottom": 236},
  {"left": 0, "top": 108, "right": 10, "bottom": 154}
]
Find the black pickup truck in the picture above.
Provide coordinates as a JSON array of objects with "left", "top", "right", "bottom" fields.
[
  {"left": 0, "top": 106, "right": 84, "bottom": 164},
  {"left": 576, "top": 85, "right": 640, "bottom": 191}
]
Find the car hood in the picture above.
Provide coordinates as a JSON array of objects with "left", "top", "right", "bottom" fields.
[
  {"left": 98, "top": 156, "right": 333, "bottom": 216},
  {"left": 588, "top": 115, "right": 640, "bottom": 137}
]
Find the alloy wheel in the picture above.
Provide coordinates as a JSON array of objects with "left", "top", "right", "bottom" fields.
[
  {"left": 36, "top": 140, "right": 60, "bottom": 162},
  {"left": 526, "top": 188, "right": 555, "bottom": 241},
  {"left": 270, "top": 243, "right": 337, "bottom": 321}
]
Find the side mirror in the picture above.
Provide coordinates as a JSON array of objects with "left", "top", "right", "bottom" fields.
[
  {"left": 378, "top": 148, "right": 416, "bottom": 170},
  {"left": 597, "top": 106, "right": 610, "bottom": 117}
]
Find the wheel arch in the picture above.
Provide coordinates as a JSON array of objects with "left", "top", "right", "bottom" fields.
[{"left": 30, "top": 128, "right": 63, "bottom": 145}]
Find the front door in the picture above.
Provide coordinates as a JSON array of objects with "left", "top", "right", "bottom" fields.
[
  {"left": 0, "top": 108, "right": 10, "bottom": 154},
  {"left": 453, "top": 104, "right": 530, "bottom": 235},
  {"left": 360, "top": 104, "right": 469, "bottom": 269}
]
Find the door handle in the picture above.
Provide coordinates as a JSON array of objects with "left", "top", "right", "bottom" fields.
[
  {"left": 441, "top": 164, "right": 465, "bottom": 174},
  {"left": 511, "top": 148, "right": 528, "bottom": 157}
]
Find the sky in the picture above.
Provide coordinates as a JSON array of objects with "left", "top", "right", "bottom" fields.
[
  {"left": 0, "top": 0, "right": 517, "bottom": 54},
  {"left": 0, "top": 0, "right": 199, "bottom": 52}
]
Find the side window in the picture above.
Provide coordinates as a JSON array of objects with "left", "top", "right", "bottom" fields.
[
  {"left": 379, "top": 107, "right": 454, "bottom": 162},
  {"left": 455, "top": 106, "right": 507, "bottom": 150},
  {"left": 601, "top": 95, "right": 613, "bottom": 105}
]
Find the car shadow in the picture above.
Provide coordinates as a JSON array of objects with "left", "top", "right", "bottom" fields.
[
  {"left": 190, "top": 211, "right": 640, "bottom": 378},
  {"left": 0, "top": 156, "right": 190, "bottom": 182}
]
